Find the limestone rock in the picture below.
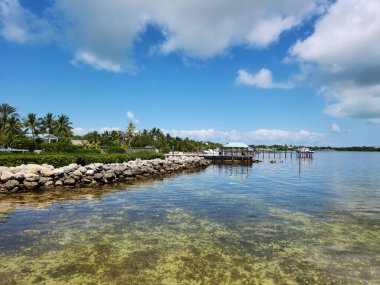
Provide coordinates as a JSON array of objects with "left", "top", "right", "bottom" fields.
[
  {"left": 64, "top": 178, "right": 76, "bottom": 185},
  {"left": 41, "top": 168, "right": 55, "bottom": 177},
  {"left": 24, "top": 173, "right": 40, "bottom": 182},
  {"left": 23, "top": 181, "right": 39, "bottom": 190},
  {"left": 1, "top": 171, "right": 14, "bottom": 182},
  {"left": 72, "top": 170, "right": 82, "bottom": 176},
  {"left": 104, "top": 171, "right": 115, "bottom": 180},
  {"left": 5, "top": 179, "right": 19, "bottom": 190},
  {"left": 14, "top": 172, "right": 25, "bottom": 180}
]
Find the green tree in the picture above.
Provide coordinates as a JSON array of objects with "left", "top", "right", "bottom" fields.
[
  {"left": 41, "top": 113, "right": 56, "bottom": 143},
  {"left": 2, "top": 116, "right": 24, "bottom": 147},
  {"left": 0, "top": 103, "right": 19, "bottom": 135},
  {"left": 23, "top": 113, "right": 41, "bottom": 139},
  {"left": 55, "top": 114, "right": 73, "bottom": 138},
  {"left": 0, "top": 103, "right": 22, "bottom": 147},
  {"left": 125, "top": 122, "right": 136, "bottom": 147}
]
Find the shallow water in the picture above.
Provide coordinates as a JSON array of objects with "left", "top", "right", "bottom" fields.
[{"left": 0, "top": 152, "right": 379, "bottom": 284}]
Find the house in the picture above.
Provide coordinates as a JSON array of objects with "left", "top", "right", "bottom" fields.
[
  {"left": 71, "top": 140, "right": 89, "bottom": 146},
  {"left": 125, "top": 146, "right": 159, "bottom": 153},
  {"left": 27, "top": 133, "right": 59, "bottom": 143}
]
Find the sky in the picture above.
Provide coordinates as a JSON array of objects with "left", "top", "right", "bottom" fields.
[{"left": 1, "top": 0, "right": 380, "bottom": 146}]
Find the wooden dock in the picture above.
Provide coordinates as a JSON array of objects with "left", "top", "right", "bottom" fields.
[{"left": 203, "top": 155, "right": 257, "bottom": 164}]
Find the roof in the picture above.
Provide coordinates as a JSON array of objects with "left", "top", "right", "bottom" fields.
[
  {"left": 223, "top": 142, "right": 249, "bottom": 148},
  {"left": 71, "top": 140, "right": 89, "bottom": 146},
  {"left": 26, "top": 133, "right": 59, "bottom": 139}
]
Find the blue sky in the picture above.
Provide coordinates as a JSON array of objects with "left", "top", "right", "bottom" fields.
[{"left": 1, "top": 0, "right": 380, "bottom": 146}]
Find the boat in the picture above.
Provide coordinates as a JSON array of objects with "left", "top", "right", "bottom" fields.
[
  {"left": 203, "top": 149, "right": 220, "bottom": 156},
  {"left": 296, "top": 147, "right": 315, "bottom": 154}
]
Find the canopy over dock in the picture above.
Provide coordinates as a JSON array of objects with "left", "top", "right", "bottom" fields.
[{"left": 223, "top": 142, "right": 249, "bottom": 148}]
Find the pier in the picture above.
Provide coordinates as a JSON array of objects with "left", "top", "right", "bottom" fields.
[{"left": 166, "top": 144, "right": 314, "bottom": 164}]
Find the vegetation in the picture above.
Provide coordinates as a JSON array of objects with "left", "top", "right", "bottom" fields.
[
  {"left": 0, "top": 152, "right": 165, "bottom": 167},
  {"left": 0, "top": 103, "right": 73, "bottom": 148},
  {"left": 0, "top": 102, "right": 220, "bottom": 160}
]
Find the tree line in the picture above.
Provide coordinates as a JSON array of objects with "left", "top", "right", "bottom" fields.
[
  {"left": 81, "top": 126, "right": 221, "bottom": 152},
  {"left": 0, "top": 103, "right": 221, "bottom": 152},
  {"left": 0, "top": 103, "right": 73, "bottom": 148}
]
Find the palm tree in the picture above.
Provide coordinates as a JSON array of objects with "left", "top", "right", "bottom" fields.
[
  {"left": 55, "top": 114, "right": 73, "bottom": 138},
  {"left": 3, "top": 116, "right": 24, "bottom": 147},
  {"left": 23, "top": 113, "right": 41, "bottom": 139},
  {"left": 41, "top": 113, "right": 56, "bottom": 143},
  {"left": 84, "top": 131, "right": 101, "bottom": 149},
  {"left": 125, "top": 122, "right": 136, "bottom": 147},
  {"left": 0, "top": 103, "right": 19, "bottom": 135}
]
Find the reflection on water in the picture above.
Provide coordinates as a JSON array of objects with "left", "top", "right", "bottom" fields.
[{"left": 0, "top": 152, "right": 379, "bottom": 284}]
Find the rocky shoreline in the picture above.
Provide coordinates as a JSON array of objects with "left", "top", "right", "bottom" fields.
[{"left": 0, "top": 156, "right": 210, "bottom": 194}]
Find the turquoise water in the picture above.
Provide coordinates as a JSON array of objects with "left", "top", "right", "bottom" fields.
[{"left": 0, "top": 152, "right": 379, "bottom": 284}]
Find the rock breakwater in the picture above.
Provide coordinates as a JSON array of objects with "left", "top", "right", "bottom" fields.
[{"left": 0, "top": 156, "right": 210, "bottom": 193}]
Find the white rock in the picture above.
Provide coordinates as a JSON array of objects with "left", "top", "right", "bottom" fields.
[
  {"left": 41, "top": 168, "right": 55, "bottom": 177},
  {"left": 1, "top": 171, "right": 14, "bottom": 182}
]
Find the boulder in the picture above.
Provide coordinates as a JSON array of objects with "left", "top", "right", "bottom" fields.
[
  {"left": 26, "top": 167, "right": 40, "bottom": 175},
  {"left": 94, "top": 173, "right": 103, "bottom": 180},
  {"left": 78, "top": 167, "right": 87, "bottom": 173},
  {"left": 1, "top": 171, "right": 14, "bottom": 182},
  {"left": 64, "top": 178, "right": 76, "bottom": 186},
  {"left": 41, "top": 168, "right": 55, "bottom": 177},
  {"left": 44, "top": 181, "right": 54, "bottom": 188},
  {"left": 72, "top": 170, "right": 82, "bottom": 176},
  {"left": 53, "top": 169, "right": 64, "bottom": 176},
  {"left": 103, "top": 171, "right": 115, "bottom": 180},
  {"left": 55, "top": 180, "right": 63, "bottom": 186},
  {"left": 23, "top": 181, "right": 39, "bottom": 190},
  {"left": 24, "top": 173, "right": 40, "bottom": 182},
  {"left": 5, "top": 179, "right": 19, "bottom": 190},
  {"left": 86, "top": 170, "right": 95, "bottom": 175},
  {"left": 14, "top": 172, "right": 25, "bottom": 180}
]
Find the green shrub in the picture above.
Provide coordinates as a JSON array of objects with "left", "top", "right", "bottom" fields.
[
  {"left": 103, "top": 146, "right": 126, "bottom": 154},
  {"left": 41, "top": 142, "right": 84, "bottom": 153},
  {"left": 0, "top": 152, "right": 165, "bottom": 167}
]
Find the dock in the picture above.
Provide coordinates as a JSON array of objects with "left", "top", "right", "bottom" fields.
[{"left": 202, "top": 155, "right": 257, "bottom": 164}]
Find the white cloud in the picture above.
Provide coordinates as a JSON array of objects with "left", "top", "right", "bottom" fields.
[
  {"left": 126, "top": 111, "right": 139, "bottom": 124},
  {"left": 73, "top": 127, "right": 87, "bottom": 135},
  {"left": 330, "top": 124, "right": 341, "bottom": 133},
  {"left": 164, "top": 128, "right": 324, "bottom": 145},
  {"left": 73, "top": 126, "right": 122, "bottom": 135},
  {"left": 1, "top": 0, "right": 326, "bottom": 72},
  {"left": 70, "top": 51, "right": 123, "bottom": 73},
  {"left": 98, "top": 127, "right": 120, "bottom": 133},
  {"left": 0, "top": 0, "right": 53, "bottom": 44},
  {"left": 235, "top": 68, "right": 293, "bottom": 89},
  {"left": 321, "top": 83, "right": 380, "bottom": 121},
  {"left": 291, "top": 0, "right": 380, "bottom": 122}
]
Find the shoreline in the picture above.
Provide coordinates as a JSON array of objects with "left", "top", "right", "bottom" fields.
[{"left": 0, "top": 156, "right": 210, "bottom": 194}]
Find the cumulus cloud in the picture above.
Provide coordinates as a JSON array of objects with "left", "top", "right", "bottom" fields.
[
  {"left": 1, "top": 0, "right": 326, "bottom": 72},
  {"left": 330, "top": 124, "right": 341, "bottom": 133},
  {"left": 98, "top": 127, "right": 120, "bottom": 133},
  {"left": 73, "top": 127, "right": 87, "bottom": 136},
  {"left": 0, "top": 0, "right": 53, "bottom": 43},
  {"left": 291, "top": 0, "right": 380, "bottom": 122},
  {"left": 73, "top": 126, "right": 121, "bottom": 135},
  {"left": 235, "top": 69, "right": 293, "bottom": 89},
  {"left": 70, "top": 51, "right": 124, "bottom": 73},
  {"left": 164, "top": 128, "right": 324, "bottom": 144},
  {"left": 126, "top": 111, "right": 139, "bottom": 124}
]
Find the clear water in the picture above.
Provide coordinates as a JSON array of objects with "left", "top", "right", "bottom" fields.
[{"left": 0, "top": 152, "right": 379, "bottom": 284}]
